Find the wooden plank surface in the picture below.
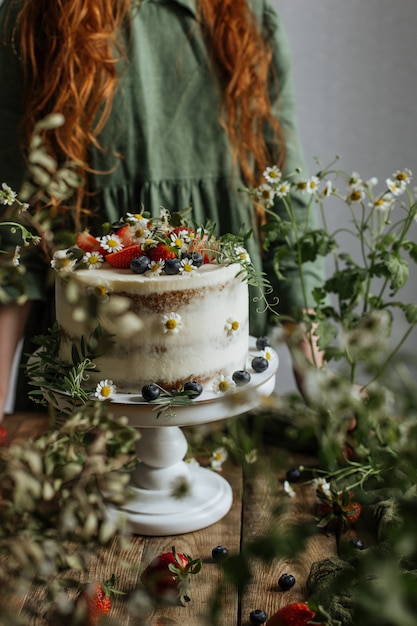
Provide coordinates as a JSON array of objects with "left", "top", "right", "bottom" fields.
[{"left": 2, "top": 413, "right": 338, "bottom": 625}]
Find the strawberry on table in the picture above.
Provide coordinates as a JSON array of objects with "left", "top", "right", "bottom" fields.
[
  {"left": 76, "top": 231, "right": 101, "bottom": 253},
  {"left": 105, "top": 244, "right": 143, "bottom": 268},
  {"left": 316, "top": 489, "right": 362, "bottom": 534},
  {"left": 77, "top": 575, "right": 123, "bottom": 626},
  {"left": 266, "top": 602, "right": 322, "bottom": 626},
  {"left": 140, "top": 545, "right": 202, "bottom": 605}
]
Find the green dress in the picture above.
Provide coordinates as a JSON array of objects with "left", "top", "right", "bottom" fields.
[{"left": 0, "top": 0, "right": 324, "bottom": 377}]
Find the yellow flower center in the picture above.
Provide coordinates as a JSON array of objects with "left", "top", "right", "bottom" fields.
[
  {"left": 231, "top": 321, "right": 239, "bottom": 331},
  {"left": 183, "top": 263, "right": 193, "bottom": 272},
  {"left": 350, "top": 190, "right": 362, "bottom": 202},
  {"left": 135, "top": 228, "right": 145, "bottom": 238},
  {"left": 297, "top": 182, "right": 307, "bottom": 190},
  {"left": 95, "top": 285, "right": 107, "bottom": 297},
  {"left": 396, "top": 172, "right": 407, "bottom": 181},
  {"left": 108, "top": 239, "right": 118, "bottom": 249},
  {"left": 219, "top": 380, "right": 229, "bottom": 393},
  {"left": 89, "top": 256, "right": 98, "bottom": 265},
  {"left": 101, "top": 385, "right": 111, "bottom": 398},
  {"left": 166, "top": 319, "right": 177, "bottom": 330}
]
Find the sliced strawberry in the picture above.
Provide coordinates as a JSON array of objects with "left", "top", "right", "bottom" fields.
[
  {"left": 266, "top": 602, "right": 319, "bottom": 626},
  {"left": 116, "top": 224, "right": 135, "bottom": 247},
  {"left": 188, "top": 237, "right": 218, "bottom": 263},
  {"left": 171, "top": 225, "right": 195, "bottom": 238},
  {"left": 147, "top": 243, "right": 177, "bottom": 263},
  {"left": 106, "top": 244, "right": 143, "bottom": 268},
  {"left": 76, "top": 231, "right": 101, "bottom": 253}
]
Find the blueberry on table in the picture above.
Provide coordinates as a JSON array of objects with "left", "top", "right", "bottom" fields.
[
  {"left": 251, "top": 356, "right": 269, "bottom": 373},
  {"left": 278, "top": 572, "right": 296, "bottom": 590},
  {"left": 130, "top": 255, "right": 151, "bottom": 274},
  {"left": 232, "top": 370, "right": 251, "bottom": 386},
  {"left": 256, "top": 336, "right": 271, "bottom": 350},
  {"left": 249, "top": 609, "right": 268, "bottom": 625},
  {"left": 164, "top": 257, "right": 182, "bottom": 274},
  {"left": 211, "top": 545, "right": 229, "bottom": 562},
  {"left": 183, "top": 380, "right": 203, "bottom": 399},
  {"left": 285, "top": 467, "right": 301, "bottom": 483},
  {"left": 141, "top": 384, "right": 161, "bottom": 402}
]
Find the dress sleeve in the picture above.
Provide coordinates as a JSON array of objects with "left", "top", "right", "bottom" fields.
[{"left": 260, "top": 1, "right": 326, "bottom": 315}]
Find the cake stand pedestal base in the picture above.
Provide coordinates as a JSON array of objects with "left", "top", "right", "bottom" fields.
[{"left": 107, "top": 426, "right": 232, "bottom": 536}]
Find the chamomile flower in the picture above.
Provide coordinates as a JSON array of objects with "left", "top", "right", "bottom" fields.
[
  {"left": 210, "top": 447, "right": 228, "bottom": 471},
  {"left": 306, "top": 176, "right": 320, "bottom": 194},
  {"left": 161, "top": 312, "right": 183, "bottom": 334},
  {"left": 392, "top": 168, "right": 412, "bottom": 185},
  {"left": 179, "top": 258, "right": 197, "bottom": 275},
  {"left": 126, "top": 211, "right": 146, "bottom": 223},
  {"left": 170, "top": 232, "right": 186, "bottom": 251},
  {"left": 95, "top": 379, "right": 117, "bottom": 401},
  {"left": 51, "top": 250, "right": 77, "bottom": 272},
  {"left": 87, "top": 281, "right": 112, "bottom": 303},
  {"left": 263, "top": 165, "right": 282, "bottom": 184},
  {"left": 262, "top": 347, "right": 273, "bottom": 362},
  {"left": 147, "top": 260, "right": 165, "bottom": 276},
  {"left": 257, "top": 183, "right": 275, "bottom": 207},
  {"left": 294, "top": 179, "right": 308, "bottom": 193},
  {"left": 83, "top": 251, "right": 104, "bottom": 269},
  {"left": 321, "top": 180, "right": 334, "bottom": 198},
  {"left": 245, "top": 449, "right": 258, "bottom": 464},
  {"left": 345, "top": 185, "right": 365, "bottom": 204},
  {"left": 129, "top": 221, "right": 151, "bottom": 243},
  {"left": 99, "top": 234, "right": 123, "bottom": 253},
  {"left": 386, "top": 177, "right": 407, "bottom": 196},
  {"left": 12, "top": 246, "right": 21, "bottom": 267},
  {"left": 369, "top": 193, "right": 394, "bottom": 212},
  {"left": 348, "top": 171, "right": 363, "bottom": 187},
  {"left": 0, "top": 182, "right": 17, "bottom": 205},
  {"left": 283, "top": 480, "right": 296, "bottom": 498},
  {"left": 312, "top": 477, "right": 331, "bottom": 498},
  {"left": 275, "top": 180, "right": 291, "bottom": 198},
  {"left": 234, "top": 246, "right": 251, "bottom": 263},
  {"left": 212, "top": 374, "right": 236, "bottom": 395},
  {"left": 225, "top": 317, "right": 240, "bottom": 336}
]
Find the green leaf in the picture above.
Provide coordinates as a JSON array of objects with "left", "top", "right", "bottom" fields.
[
  {"left": 383, "top": 252, "right": 409, "bottom": 292},
  {"left": 403, "top": 303, "right": 417, "bottom": 325}
]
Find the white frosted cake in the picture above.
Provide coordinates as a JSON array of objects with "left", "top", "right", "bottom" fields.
[{"left": 52, "top": 211, "right": 254, "bottom": 396}]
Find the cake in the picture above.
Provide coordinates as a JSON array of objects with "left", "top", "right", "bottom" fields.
[{"left": 52, "top": 211, "right": 253, "bottom": 397}]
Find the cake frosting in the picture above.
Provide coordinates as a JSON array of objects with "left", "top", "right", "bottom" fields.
[
  {"left": 52, "top": 211, "right": 253, "bottom": 396},
  {"left": 55, "top": 261, "right": 249, "bottom": 394}
]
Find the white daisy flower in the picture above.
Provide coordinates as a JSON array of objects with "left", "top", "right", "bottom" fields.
[
  {"left": 245, "top": 449, "right": 258, "bottom": 464},
  {"left": 263, "top": 165, "right": 282, "bottom": 184},
  {"left": 283, "top": 480, "right": 296, "bottom": 498},
  {"left": 225, "top": 317, "right": 240, "bottom": 336},
  {"left": 0, "top": 182, "right": 17, "bottom": 205},
  {"left": 129, "top": 222, "right": 151, "bottom": 244},
  {"left": 212, "top": 374, "right": 236, "bottom": 395},
  {"left": 321, "top": 180, "right": 333, "bottom": 198},
  {"left": 275, "top": 180, "right": 291, "bottom": 198},
  {"left": 366, "top": 176, "right": 378, "bottom": 188},
  {"left": 369, "top": 193, "right": 394, "bottom": 212},
  {"left": 294, "top": 179, "right": 308, "bottom": 193},
  {"left": 95, "top": 379, "right": 117, "bottom": 401},
  {"left": 99, "top": 234, "right": 123, "bottom": 253},
  {"left": 179, "top": 258, "right": 197, "bottom": 276},
  {"left": 210, "top": 447, "right": 228, "bottom": 471},
  {"left": 386, "top": 177, "right": 406, "bottom": 196},
  {"left": 262, "top": 347, "right": 273, "bottom": 362},
  {"left": 306, "top": 176, "right": 320, "bottom": 194},
  {"left": 125, "top": 211, "right": 146, "bottom": 223},
  {"left": 12, "top": 246, "right": 21, "bottom": 267},
  {"left": 87, "top": 281, "right": 112, "bottom": 303},
  {"left": 392, "top": 168, "right": 412, "bottom": 185},
  {"left": 51, "top": 250, "right": 77, "bottom": 272},
  {"left": 345, "top": 185, "right": 365, "bottom": 204},
  {"left": 146, "top": 260, "right": 165, "bottom": 276},
  {"left": 257, "top": 183, "right": 275, "bottom": 207},
  {"left": 234, "top": 246, "right": 251, "bottom": 263},
  {"left": 312, "top": 477, "right": 331, "bottom": 497},
  {"left": 83, "top": 251, "right": 104, "bottom": 269},
  {"left": 348, "top": 171, "right": 363, "bottom": 187},
  {"left": 161, "top": 312, "right": 183, "bottom": 334}
]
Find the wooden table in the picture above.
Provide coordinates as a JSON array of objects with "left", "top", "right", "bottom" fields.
[{"left": 2, "top": 412, "right": 339, "bottom": 626}]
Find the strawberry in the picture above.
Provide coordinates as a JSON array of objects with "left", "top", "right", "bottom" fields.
[
  {"left": 77, "top": 575, "right": 123, "bottom": 626},
  {"left": 0, "top": 426, "right": 8, "bottom": 446},
  {"left": 76, "top": 231, "right": 101, "bottom": 253},
  {"left": 147, "top": 243, "right": 177, "bottom": 263},
  {"left": 140, "top": 546, "right": 202, "bottom": 605},
  {"left": 116, "top": 223, "right": 135, "bottom": 247},
  {"left": 188, "top": 236, "right": 218, "bottom": 263},
  {"left": 266, "top": 602, "right": 320, "bottom": 626},
  {"left": 316, "top": 489, "right": 362, "bottom": 534},
  {"left": 105, "top": 244, "right": 143, "bottom": 268}
]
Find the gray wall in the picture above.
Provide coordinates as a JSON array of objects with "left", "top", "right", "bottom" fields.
[{"left": 272, "top": 0, "right": 417, "bottom": 393}]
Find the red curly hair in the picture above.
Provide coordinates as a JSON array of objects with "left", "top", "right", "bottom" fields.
[{"left": 14, "top": 0, "right": 284, "bottom": 225}]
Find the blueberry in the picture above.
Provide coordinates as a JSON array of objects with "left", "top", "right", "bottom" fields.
[
  {"left": 350, "top": 538, "right": 365, "bottom": 550},
  {"left": 183, "top": 380, "right": 203, "bottom": 399},
  {"left": 286, "top": 467, "right": 301, "bottom": 483},
  {"left": 211, "top": 545, "right": 228, "bottom": 562},
  {"left": 130, "top": 255, "right": 151, "bottom": 274},
  {"left": 164, "top": 257, "right": 182, "bottom": 275},
  {"left": 141, "top": 384, "right": 161, "bottom": 402},
  {"left": 278, "top": 573, "right": 295, "bottom": 591},
  {"left": 256, "top": 336, "right": 271, "bottom": 351},
  {"left": 251, "top": 356, "right": 269, "bottom": 373},
  {"left": 249, "top": 609, "right": 268, "bottom": 625},
  {"left": 232, "top": 370, "right": 251, "bottom": 386},
  {"left": 183, "top": 251, "right": 203, "bottom": 268}
]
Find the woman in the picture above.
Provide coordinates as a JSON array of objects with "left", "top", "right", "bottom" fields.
[{"left": 0, "top": 0, "right": 324, "bottom": 418}]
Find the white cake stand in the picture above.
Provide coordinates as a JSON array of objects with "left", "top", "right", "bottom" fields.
[{"left": 102, "top": 340, "right": 278, "bottom": 536}]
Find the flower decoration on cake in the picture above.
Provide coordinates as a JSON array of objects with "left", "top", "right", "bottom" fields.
[
  {"left": 212, "top": 373, "right": 236, "bottom": 395},
  {"left": 99, "top": 233, "right": 123, "bottom": 253},
  {"left": 83, "top": 251, "right": 104, "bottom": 269},
  {"left": 51, "top": 249, "right": 77, "bottom": 272},
  {"left": 225, "top": 317, "right": 240, "bottom": 336},
  {"left": 95, "top": 379, "right": 117, "bottom": 401},
  {"left": 179, "top": 257, "right": 197, "bottom": 276},
  {"left": 86, "top": 281, "right": 112, "bottom": 303},
  {"left": 161, "top": 312, "right": 183, "bottom": 334}
]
